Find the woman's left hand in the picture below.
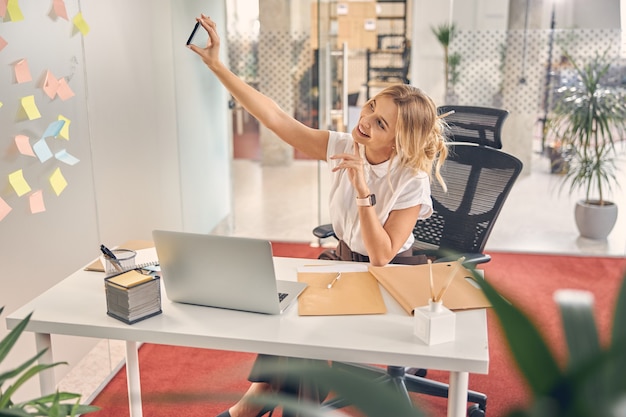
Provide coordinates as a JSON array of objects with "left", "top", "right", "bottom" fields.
[{"left": 330, "top": 142, "right": 369, "bottom": 197}]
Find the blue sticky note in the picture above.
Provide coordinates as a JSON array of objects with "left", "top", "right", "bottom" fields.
[
  {"left": 33, "top": 138, "right": 53, "bottom": 163},
  {"left": 55, "top": 149, "right": 80, "bottom": 166},
  {"left": 42, "top": 120, "right": 66, "bottom": 138}
]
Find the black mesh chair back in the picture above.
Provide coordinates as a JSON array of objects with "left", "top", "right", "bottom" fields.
[
  {"left": 438, "top": 105, "right": 509, "bottom": 149},
  {"left": 412, "top": 142, "right": 523, "bottom": 262}
]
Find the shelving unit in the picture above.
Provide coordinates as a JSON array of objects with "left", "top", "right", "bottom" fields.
[{"left": 366, "top": 0, "right": 409, "bottom": 98}]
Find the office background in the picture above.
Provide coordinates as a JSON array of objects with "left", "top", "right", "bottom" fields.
[{"left": 1, "top": 0, "right": 624, "bottom": 403}]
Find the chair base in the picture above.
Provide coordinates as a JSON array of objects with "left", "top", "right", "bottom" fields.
[{"left": 322, "top": 363, "right": 487, "bottom": 417}]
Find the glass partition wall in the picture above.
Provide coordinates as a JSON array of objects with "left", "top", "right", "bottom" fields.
[{"left": 224, "top": 0, "right": 625, "bottom": 244}]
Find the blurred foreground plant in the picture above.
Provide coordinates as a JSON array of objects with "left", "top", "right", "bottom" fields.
[
  {"left": 0, "top": 307, "right": 99, "bottom": 417},
  {"left": 472, "top": 269, "right": 626, "bottom": 417}
]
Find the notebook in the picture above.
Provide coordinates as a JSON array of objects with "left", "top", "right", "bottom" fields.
[{"left": 152, "top": 230, "right": 307, "bottom": 315}]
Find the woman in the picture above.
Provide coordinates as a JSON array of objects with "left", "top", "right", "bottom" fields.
[{"left": 188, "top": 14, "right": 448, "bottom": 417}]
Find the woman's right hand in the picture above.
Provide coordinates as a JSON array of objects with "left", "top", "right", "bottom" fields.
[{"left": 187, "top": 14, "right": 221, "bottom": 70}]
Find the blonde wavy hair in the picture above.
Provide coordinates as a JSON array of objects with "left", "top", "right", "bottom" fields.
[{"left": 369, "top": 84, "right": 449, "bottom": 192}]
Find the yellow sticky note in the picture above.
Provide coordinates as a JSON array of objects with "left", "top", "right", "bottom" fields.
[
  {"left": 50, "top": 167, "right": 68, "bottom": 196},
  {"left": 7, "top": 0, "right": 24, "bottom": 22},
  {"left": 21, "top": 95, "right": 41, "bottom": 120},
  {"left": 58, "top": 115, "right": 71, "bottom": 139},
  {"left": 0, "top": 197, "right": 12, "bottom": 222},
  {"left": 73, "top": 12, "right": 90, "bottom": 36},
  {"left": 29, "top": 190, "right": 46, "bottom": 214},
  {"left": 9, "top": 169, "right": 31, "bottom": 197}
]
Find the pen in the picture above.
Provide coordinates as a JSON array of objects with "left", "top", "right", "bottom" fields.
[
  {"left": 327, "top": 272, "right": 341, "bottom": 289},
  {"left": 428, "top": 259, "right": 435, "bottom": 301},
  {"left": 438, "top": 110, "right": 456, "bottom": 119},
  {"left": 435, "top": 256, "right": 466, "bottom": 302},
  {"left": 100, "top": 244, "right": 123, "bottom": 272}
]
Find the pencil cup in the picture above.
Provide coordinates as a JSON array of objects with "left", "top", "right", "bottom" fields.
[
  {"left": 102, "top": 249, "right": 136, "bottom": 275},
  {"left": 413, "top": 300, "right": 456, "bottom": 345}
]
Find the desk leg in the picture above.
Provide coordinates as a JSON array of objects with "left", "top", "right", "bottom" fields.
[
  {"left": 35, "top": 333, "right": 55, "bottom": 395},
  {"left": 125, "top": 341, "right": 143, "bottom": 417},
  {"left": 447, "top": 371, "right": 469, "bottom": 417}
]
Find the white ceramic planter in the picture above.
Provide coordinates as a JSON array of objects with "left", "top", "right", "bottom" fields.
[{"left": 574, "top": 200, "right": 618, "bottom": 240}]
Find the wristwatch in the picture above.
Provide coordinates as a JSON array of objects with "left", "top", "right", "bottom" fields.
[{"left": 356, "top": 194, "right": 376, "bottom": 207}]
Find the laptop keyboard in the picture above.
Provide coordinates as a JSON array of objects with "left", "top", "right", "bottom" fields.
[{"left": 278, "top": 292, "right": 288, "bottom": 302}]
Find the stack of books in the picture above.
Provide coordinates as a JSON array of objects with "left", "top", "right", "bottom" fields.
[{"left": 105, "top": 269, "right": 162, "bottom": 324}]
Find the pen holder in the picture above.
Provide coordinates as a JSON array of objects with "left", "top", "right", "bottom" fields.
[
  {"left": 413, "top": 299, "right": 456, "bottom": 345},
  {"left": 102, "top": 249, "right": 136, "bottom": 275}
]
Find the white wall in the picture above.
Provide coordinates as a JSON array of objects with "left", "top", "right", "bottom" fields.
[{"left": 0, "top": 0, "right": 231, "bottom": 401}]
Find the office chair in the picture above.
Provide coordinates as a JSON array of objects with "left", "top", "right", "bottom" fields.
[
  {"left": 437, "top": 105, "right": 509, "bottom": 149},
  {"left": 315, "top": 140, "right": 523, "bottom": 416},
  {"left": 314, "top": 105, "right": 513, "bottom": 264}
]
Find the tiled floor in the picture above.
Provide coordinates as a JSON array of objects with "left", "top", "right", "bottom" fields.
[{"left": 59, "top": 131, "right": 626, "bottom": 405}]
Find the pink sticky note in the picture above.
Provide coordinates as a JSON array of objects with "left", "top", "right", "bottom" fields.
[
  {"left": 43, "top": 70, "right": 59, "bottom": 99},
  {"left": 57, "top": 78, "right": 75, "bottom": 101},
  {"left": 0, "top": 36, "right": 7, "bottom": 52},
  {"left": 0, "top": 0, "right": 6, "bottom": 18},
  {"left": 29, "top": 190, "right": 46, "bottom": 214},
  {"left": 15, "top": 134, "right": 35, "bottom": 157},
  {"left": 0, "top": 197, "right": 11, "bottom": 222},
  {"left": 53, "top": 0, "right": 68, "bottom": 20},
  {"left": 15, "top": 59, "right": 32, "bottom": 84}
]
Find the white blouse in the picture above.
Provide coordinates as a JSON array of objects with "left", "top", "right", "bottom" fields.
[{"left": 326, "top": 131, "right": 433, "bottom": 256}]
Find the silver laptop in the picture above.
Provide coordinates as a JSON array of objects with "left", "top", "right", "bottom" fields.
[{"left": 152, "top": 230, "right": 307, "bottom": 315}]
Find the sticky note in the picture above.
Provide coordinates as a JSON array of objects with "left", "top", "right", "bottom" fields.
[
  {"left": 73, "top": 12, "right": 90, "bottom": 36},
  {"left": 0, "top": 36, "right": 7, "bottom": 52},
  {"left": 43, "top": 119, "right": 65, "bottom": 138},
  {"left": 0, "top": 197, "right": 12, "bottom": 222},
  {"left": 50, "top": 167, "right": 68, "bottom": 196},
  {"left": 53, "top": 0, "right": 68, "bottom": 20},
  {"left": 57, "top": 78, "right": 75, "bottom": 101},
  {"left": 55, "top": 149, "right": 79, "bottom": 166},
  {"left": 58, "top": 115, "right": 71, "bottom": 139},
  {"left": 14, "top": 59, "right": 32, "bottom": 84},
  {"left": 43, "top": 70, "right": 59, "bottom": 99},
  {"left": 7, "top": 0, "right": 24, "bottom": 22},
  {"left": 0, "top": 0, "right": 6, "bottom": 18},
  {"left": 33, "top": 138, "right": 53, "bottom": 163},
  {"left": 29, "top": 190, "right": 46, "bottom": 214},
  {"left": 9, "top": 169, "right": 31, "bottom": 197},
  {"left": 15, "top": 134, "right": 35, "bottom": 157},
  {"left": 21, "top": 95, "right": 42, "bottom": 120}
]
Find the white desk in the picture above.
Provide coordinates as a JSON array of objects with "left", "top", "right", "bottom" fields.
[{"left": 6, "top": 253, "right": 489, "bottom": 417}]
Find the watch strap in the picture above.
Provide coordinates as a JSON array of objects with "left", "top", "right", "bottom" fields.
[{"left": 356, "top": 194, "right": 376, "bottom": 207}]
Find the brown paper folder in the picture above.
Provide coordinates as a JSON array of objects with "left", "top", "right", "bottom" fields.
[
  {"left": 368, "top": 263, "right": 491, "bottom": 315},
  {"left": 297, "top": 271, "right": 386, "bottom": 316}
]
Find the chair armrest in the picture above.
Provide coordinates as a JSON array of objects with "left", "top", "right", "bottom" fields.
[
  {"left": 434, "top": 253, "right": 491, "bottom": 268},
  {"left": 413, "top": 248, "right": 491, "bottom": 268},
  {"left": 313, "top": 224, "right": 336, "bottom": 239}
]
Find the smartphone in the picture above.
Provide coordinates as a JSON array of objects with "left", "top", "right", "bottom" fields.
[{"left": 186, "top": 21, "right": 200, "bottom": 46}]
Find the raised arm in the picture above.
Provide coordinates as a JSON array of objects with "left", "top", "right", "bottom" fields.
[{"left": 188, "top": 15, "right": 328, "bottom": 161}]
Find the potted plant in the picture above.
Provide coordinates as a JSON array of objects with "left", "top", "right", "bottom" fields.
[
  {"left": 431, "top": 22, "right": 459, "bottom": 103},
  {"left": 548, "top": 50, "right": 626, "bottom": 239},
  {"left": 0, "top": 307, "right": 99, "bottom": 416}
]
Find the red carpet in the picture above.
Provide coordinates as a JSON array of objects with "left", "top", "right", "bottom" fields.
[{"left": 89, "top": 244, "right": 626, "bottom": 417}]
